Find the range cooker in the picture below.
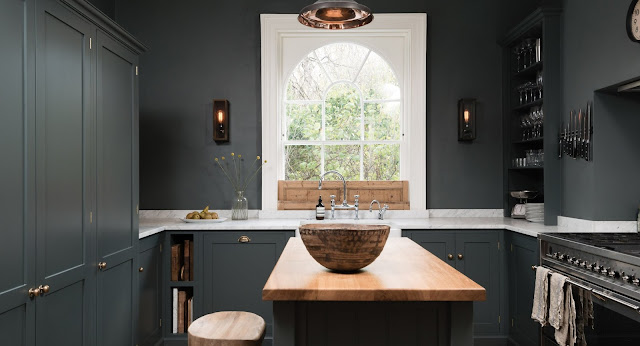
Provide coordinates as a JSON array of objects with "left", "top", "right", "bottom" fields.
[{"left": 539, "top": 233, "right": 640, "bottom": 345}]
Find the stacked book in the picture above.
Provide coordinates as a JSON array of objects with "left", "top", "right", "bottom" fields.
[
  {"left": 525, "top": 203, "right": 544, "bottom": 223},
  {"left": 171, "top": 239, "right": 194, "bottom": 281},
  {"left": 172, "top": 289, "right": 193, "bottom": 334}
]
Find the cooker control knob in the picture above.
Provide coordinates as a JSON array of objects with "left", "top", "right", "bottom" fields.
[
  {"left": 633, "top": 278, "right": 640, "bottom": 286},
  {"left": 600, "top": 267, "right": 610, "bottom": 275},
  {"left": 589, "top": 263, "right": 597, "bottom": 270},
  {"left": 559, "top": 254, "right": 566, "bottom": 260},
  {"left": 580, "top": 261, "right": 588, "bottom": 268},
  {"left": 608, "top": 270, "right": 619, "bottom": 278},
  {"left": 622, "top": 273, "right": 635, "bottom": 283}
]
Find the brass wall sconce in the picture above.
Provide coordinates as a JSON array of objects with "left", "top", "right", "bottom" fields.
[
  {"left": 213, "top": 99, "right": 229, "bottom": 142},
  {"left": 458, "top": 98, "right": 477, "bottom": 141}
]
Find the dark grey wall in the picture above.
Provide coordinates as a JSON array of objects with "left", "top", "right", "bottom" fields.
[
  {"left": 562, "top": 0, "right": 640, "bottom": 220},
  {"left": 111, "top": 0, "right": 537, "bottom": 210},
  {"left": 87, "top": 0, "right": 115, "bottom": 19}
]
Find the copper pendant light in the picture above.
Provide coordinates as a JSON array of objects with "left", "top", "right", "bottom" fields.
[{"left": 298, "top": 0, "right": 373, "bottom": 30}]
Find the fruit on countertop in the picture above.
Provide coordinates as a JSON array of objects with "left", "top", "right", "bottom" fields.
[{"left": 186, "top": 206, "right": 218, "bottom": 220}]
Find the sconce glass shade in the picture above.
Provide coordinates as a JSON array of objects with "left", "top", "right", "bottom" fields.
[
  {"left": 298, "top": 0, "right": 373, "bottom": 30},
  {"left": 458, "top": 98, "right": 477, "bottom": 141}
]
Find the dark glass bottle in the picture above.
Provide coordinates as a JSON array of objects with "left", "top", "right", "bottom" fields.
[{"left": 316, "top": 196, "right": 325, "bottom": 220}]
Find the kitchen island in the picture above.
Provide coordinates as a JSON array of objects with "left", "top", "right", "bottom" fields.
[{"left": 262, "top": 237, "right": 486, "bottom": 346}]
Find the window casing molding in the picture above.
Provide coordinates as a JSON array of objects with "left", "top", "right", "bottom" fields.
[{"left": 260, "top": 13, "right": 427, "bottom": 211}]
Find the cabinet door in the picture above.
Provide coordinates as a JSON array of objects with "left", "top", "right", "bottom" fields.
[
  {"left": 508, "top": 233, "right": 539, "bottom": 346},
  {"left": 95, "top": 30, "right": 139, "bottom": 346},
  {"left": 138, "top": 235, "right": 162, "bottom": 346},
  {"left": 203, "top": 232, "right": 293, "bottom": 346},
  {"left": 0, "top": 0, "right": 35, "bottom": 344},
  {"left": 405, "top": 231, "right": 456, "bottom": 266},
  {"left": 34, "top": 1, "right": 93, "bottom": 345},
  {"left": 455, "top": 231, "right": 501, "bottom": 336}
]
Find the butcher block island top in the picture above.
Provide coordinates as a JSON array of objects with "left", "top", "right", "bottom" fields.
[{"left": 263, "top": 237, "right": 486, "bottom": 302}]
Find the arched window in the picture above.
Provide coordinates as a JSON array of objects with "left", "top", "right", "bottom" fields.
[
  {"left": 284, "top": 43, "right": 401, "bottom": 181},
  {"left": 261, "top": 14, "right": 426, "bottom": 211}
]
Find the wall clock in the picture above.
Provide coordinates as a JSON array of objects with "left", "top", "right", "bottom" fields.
[{"left": 628, "top": 0, "right": 640, "bottom": 42}]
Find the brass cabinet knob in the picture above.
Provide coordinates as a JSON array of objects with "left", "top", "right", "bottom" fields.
[
  {"left": 40, "top": 285, "right": 50, "bottom": 294},
  {"left": 98, "top": 262, "right": 107, "bottom": 270},
  {"left": 457, "top": 254, "right": 464, "bottom": 260},
  {"left": 238, "top": 235, "right": 251, "bottom": 243},
  {"left": 139, "top": 267, "right": 144, "bottom": 272},
  {"left": 28, "top": 287, "right": 40, "bottom": 298},
  {"left": 447, "top": 254, "right": 454, "bottom": 260}
]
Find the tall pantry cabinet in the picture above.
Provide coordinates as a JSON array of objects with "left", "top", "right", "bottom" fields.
[{"left": 0, "top": 0, "right": 146, "bottom": 345}]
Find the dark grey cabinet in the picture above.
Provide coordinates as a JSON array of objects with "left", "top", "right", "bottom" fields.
[
  {"left": 202, "top": 231, "right": 294, "bottom": 346},
  {"left": 403, "top": 230, "right": 503, "bottom": 337},
  {"left": 507, "top": 233, "right": 540, "bottom": 346},
  {"left": 0, "top": 0, "right": 145, "bottom": 345},
  {"left": 138, "top": 234, "right": 163, "bottom": 346},
  {"left": 95, "top": 29, "right": 140, "bottom": 346},
  {"left": 34, "top": 1, "right": 94, "bottom": 345},
  {"left": 0, "top": 0, "right": 35, "bottom": 344}
]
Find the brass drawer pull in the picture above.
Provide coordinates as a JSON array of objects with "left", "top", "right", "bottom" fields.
[
  {"left": 40, "top": 285, "right": 50, "bottom": 294},
  {"left": 98, "top": 262, "right": 107, "bottom": 270},
  {"left": 447, "top": 254, "right": 454, "bottom": 260},
  {"left": 139, "top": 267, "right": 144, "bottom": 272},
  {"left": 457, "top": 254, "right": 464, "bottom": 260},
  {"left": 238, "top": 235, "right": 251, "bottom": 243}
]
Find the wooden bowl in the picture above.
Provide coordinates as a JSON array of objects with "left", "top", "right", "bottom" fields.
[{"left": 298, "top": 223, "right": 391, "bottom": 272}]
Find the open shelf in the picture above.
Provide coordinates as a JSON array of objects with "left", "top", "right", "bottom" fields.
[
  {"left": 512, "top": 99, "right": 543, "bottom": 111},
  {"left": 512, "top": 137, "right": 543, "bottom": 144},
  {"left": 514, "top": 60, "right": 543, "bottom": 78},
  {"left": 509, "top": 167, "right": 544, "bottom": 170}
]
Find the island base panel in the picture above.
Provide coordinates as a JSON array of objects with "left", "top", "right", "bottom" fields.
[{"left": 273, "top": 301, "right": 473, "bottom": 346}]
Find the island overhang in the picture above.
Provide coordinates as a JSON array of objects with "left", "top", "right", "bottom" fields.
[{"left": 263, "top": 237, "right": 486, "bottom": 302}]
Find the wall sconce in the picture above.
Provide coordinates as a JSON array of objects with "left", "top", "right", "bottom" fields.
[
  {"left": 458, "top": 98, "right": 477, "bottom": 141},
  {"left": 213, "top": 99, "right": 229, "bottom": 142}
]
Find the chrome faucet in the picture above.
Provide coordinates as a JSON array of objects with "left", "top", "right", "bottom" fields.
[
  {"left": 369, "top": 200, "right": 389, "bottom": 220},
  {"left": 318, "top": 171, "right": 359, "bottom": 220}
]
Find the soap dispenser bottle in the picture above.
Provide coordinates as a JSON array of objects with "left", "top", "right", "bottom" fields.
[{"left": 316, "top": 196, "right": 325, "bottom": 220}]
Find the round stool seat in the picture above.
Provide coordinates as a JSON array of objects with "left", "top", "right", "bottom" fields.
[{"left": 188, "top": 311, "right": 266, "bottom": 346}]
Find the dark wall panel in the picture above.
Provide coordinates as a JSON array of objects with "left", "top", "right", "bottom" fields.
[
  {"left": 562, "top": 0, "right": 640, "bottom": 220},
  {"left": 114, "top": 0, "right": 537, "bottom": 210}
]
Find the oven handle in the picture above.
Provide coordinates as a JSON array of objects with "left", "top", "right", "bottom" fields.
[
  {"left": 590, "top": 290, "right": 640, "bottom": 312},
  {"left": 532, "top": 265, "right": 640, "bottom": 313}
]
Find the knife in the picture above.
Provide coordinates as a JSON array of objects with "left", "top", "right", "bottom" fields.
[
  {"left": 586, "top": 102, "right": 592, "bottom": 161},
  {"left": 558, "top": 120, "right": 564, "bottom": 158},
  {"left": 571, "top": 110, "right": 577, "bottom": 158},
  {"left": 578, "top": 109, "right": 584, "bottom": 159}
]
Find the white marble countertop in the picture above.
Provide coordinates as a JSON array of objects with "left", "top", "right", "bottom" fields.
[{"left": 139, "top": 216, "right": 558, "bottom": 239}]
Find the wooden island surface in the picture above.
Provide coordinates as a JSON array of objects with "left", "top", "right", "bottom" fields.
[
  {"left": 263, "top": 237, "right": 486, "bottom": 302},
  {"left": 262, "top": 237, "right": 486, "bottom": 346}
]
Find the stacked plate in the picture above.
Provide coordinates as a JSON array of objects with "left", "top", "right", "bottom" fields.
[{"left": 525, "top": 203, "right": 544, "bottom": 223}]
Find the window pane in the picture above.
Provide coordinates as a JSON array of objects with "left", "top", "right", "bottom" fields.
[
  {"left": 364, "top": 102, "right": 401, "bottom": 140},
  {"left": 363, "top": 144, "right": 400, "bottom": 180},
  {"left": 325, "top": 145, "right": 360, "bottom": 181},
  {"left": 285, "top": 145, "right": 321, "bottom": 181},
  {"left": 356, "top": 52, "right": 400, "bottom": 100},
  {"left": 315, "top": 43, "right": 370, "bottom": 82},
  {"left": 286, "top": 103, "right": 322, "bottom": 140},
  {"left": 325, "top": 83, "right": 361, "bottom": 141},
  {"left": 286, "top": 59, "right": 330, "bottom": 100}
]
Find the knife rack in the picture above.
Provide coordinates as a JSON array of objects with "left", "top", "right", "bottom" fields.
[{"left": 558, "top": 102, "right": 593, "bottom": 161}]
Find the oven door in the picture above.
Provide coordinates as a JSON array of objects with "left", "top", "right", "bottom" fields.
[{"left": 539, "top": 270, "right": 640, "bottom": 345}]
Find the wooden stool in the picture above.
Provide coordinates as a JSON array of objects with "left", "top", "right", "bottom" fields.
[{"left": 188, "top": 311, "right": 266, "bottom": 346}]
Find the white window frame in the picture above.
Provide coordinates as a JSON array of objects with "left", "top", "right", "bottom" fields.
[{"left": 260, "top": 13, "right": 427, "bottom": 211}]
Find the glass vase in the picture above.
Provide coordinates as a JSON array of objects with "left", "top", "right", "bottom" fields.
[{"left": 232, "top": 190, "right": 248, "bottom": 220}]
